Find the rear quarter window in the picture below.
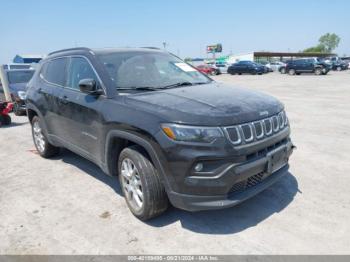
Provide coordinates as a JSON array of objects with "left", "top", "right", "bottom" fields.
[{"left": 41, "top": 58, "right": 67, "bottom": 86}]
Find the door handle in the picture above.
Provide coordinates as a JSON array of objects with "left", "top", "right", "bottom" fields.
[{"left": 59, "top": 95, "right": 69, "bottom": 104}]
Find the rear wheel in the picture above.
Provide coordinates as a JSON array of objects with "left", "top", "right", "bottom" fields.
[
  {"left": 118, "top": 146, "right": 168, "bottom": 220},
  {"left": 288, "top": 69, "right": 296, "bottom": 75},
  {"left": 31, "top": 116, "right": 60, "bottom": 158},
  {"left": 336, "top": 66, "right": 342, "bottom": 71},
  {"left": 280, "top": 67, "right": 286, "bottom": 74}
]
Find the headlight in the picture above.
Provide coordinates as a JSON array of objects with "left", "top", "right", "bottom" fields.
[
  {"left": 17, "top": 91, "right": 26, "bottom": 100},
  {"left": 161, "top": 124, "right": 223, "bottom": 143}
]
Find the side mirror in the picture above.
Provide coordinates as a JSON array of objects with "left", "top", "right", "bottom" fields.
[{"left": 79, "top": 79, "right": 103, "bottom": 95}]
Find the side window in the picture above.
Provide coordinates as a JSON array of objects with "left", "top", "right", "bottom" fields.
[
  {"left": 67, "top": 57, "right": 99, "bottom": 90},
  {"left": 42, "top": 58, "right": 67, "bottom": 86}
]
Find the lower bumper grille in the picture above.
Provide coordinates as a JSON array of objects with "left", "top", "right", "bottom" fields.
[{"left": 229, "top": 172, "right": 267, "bottom": 194}]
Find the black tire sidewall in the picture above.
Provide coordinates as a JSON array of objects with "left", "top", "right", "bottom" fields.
[
  {"left": 4, "top": 115, "right": 11, "bottom": 125},
  {"left": 118, "top": 147, "right": 165, "bottom": 219}
]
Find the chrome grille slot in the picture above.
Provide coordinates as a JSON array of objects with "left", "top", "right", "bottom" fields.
[
  {"left": 225, "top": 126, "right": 241, "bottom": 145},
  {"left": 240, "top": 124, "right": 253, "bottom": 142},
  {"left": 272, "top": 116, "right": 279, "bottom": 132},
  {"left": 264, "top": 118, "right": 273, "bottom": 135},
  {"left": 278, "top": 112, "right": 284, "bottom": 128},
  {"left": 253, "top": 121, "right": 264, "bottom": 139}
]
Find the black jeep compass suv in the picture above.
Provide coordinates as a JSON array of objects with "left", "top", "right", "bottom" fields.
[{"left": 26, "top": 47, "right": 294, "bottom": 220}]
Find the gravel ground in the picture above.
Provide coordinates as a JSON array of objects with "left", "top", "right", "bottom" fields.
[{"left": 0, "top": 71, "right": 349, "bottom": 254}]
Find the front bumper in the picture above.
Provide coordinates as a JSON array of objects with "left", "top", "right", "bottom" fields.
[
  {"left": 168, "top": 164, "right": 289, "bottom": 211},
  {"left": 155, "top": 126, "right": 294, "bottom": 211}
]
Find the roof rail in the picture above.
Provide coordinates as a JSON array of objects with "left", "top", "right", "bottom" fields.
[
  {"left": 140, "top": 47, "right": 161, "bottom": 50},
  {"left": 48, "top": 47, "right": 92, "bottom": 56}
]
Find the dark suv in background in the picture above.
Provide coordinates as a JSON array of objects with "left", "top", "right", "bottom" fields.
[
  {"left": 283, "top": 58, "right": 331, "bottom": 75},
  {"left": 26, "top": 47, "right": 294, "bottom": 220},
  {"left": 228, "top": 61, "right": 266, "bottom": 75}
]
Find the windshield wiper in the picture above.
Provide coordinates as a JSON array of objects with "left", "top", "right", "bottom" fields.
[
  {"left": 161, "top": 82, "right": 194, "bottom": 89},
  {"left": 117, "top": 86, "right": 159, "bottom": 91},
  {"left": 161, "top": 81, "right": 211, "bottom": 89}
]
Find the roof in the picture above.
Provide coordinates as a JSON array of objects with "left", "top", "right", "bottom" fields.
[{"left": 48, "top": 47, "right": 165, "bottom": 57}]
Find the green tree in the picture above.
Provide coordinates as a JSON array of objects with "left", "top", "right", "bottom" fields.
[
  {"left": 318, "top": 33, "right": 341, "bottom": 52},
  {"left": 303, "top": 44, "right": 326, "bottom": 53}
]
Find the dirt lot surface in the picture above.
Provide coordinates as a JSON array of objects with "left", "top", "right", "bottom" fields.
[{"left": 1, "top": 71, "right": 349, "bottom": 254}]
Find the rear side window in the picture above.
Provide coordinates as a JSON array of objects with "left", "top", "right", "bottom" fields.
[
  {"left": 66, "top": 57, "right": 99, "bottom": 90},
  {"left": 41, "top": 58, "right": 67, "bottom": 86}
]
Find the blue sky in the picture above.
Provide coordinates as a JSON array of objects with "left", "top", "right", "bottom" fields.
[{"left": 1, "top": 0, "right": 349, "bottom": 63}]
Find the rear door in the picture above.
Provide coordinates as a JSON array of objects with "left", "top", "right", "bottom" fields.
[
  {"left": 38, "top": 58, "right": 68, "bottom": 137},
  {"left": 58, "top": 56, "right": 106, "bottom": 161}
]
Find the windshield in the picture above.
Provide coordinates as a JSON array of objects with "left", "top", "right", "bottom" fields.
[
  {"left": 97, "top": 51, "right": 211, "bottom": 90},
  {"left": 7, "top": 70, "right": 34, "bottom": 84}
]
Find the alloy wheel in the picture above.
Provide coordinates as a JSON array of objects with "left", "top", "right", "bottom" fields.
[
  {"left": 120, "top": 158, "right": 144, "bottom": 211},
  {"left": 33, "top": 121, "right": 45, "bottom": 153}
]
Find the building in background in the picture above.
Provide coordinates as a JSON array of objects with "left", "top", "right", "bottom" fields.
[
  {"left": 227, "top": 52, "right": 335, "bottom": 64},
  {"left": 13, "top": 54, "right": 45, "bottom": 64}
]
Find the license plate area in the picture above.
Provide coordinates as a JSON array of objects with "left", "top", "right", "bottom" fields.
[{"left": 266, "top": 146, "right": 288, "bottom": 174}]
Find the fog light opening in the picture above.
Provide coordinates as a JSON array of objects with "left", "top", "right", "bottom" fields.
[{"left": 194, "top": 163, "right": 204, "bottom": 172}]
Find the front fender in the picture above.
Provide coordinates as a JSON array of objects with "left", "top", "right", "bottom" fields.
[{"left": 104, "top": 130, "right": 173, "bottom": 192}]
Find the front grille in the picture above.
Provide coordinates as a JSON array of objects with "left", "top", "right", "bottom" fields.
[
  {"left": 224, "top": 111, "right": 288, "bottom": 146},
  {"left": 229, "top": 172, "right": 266, "bottom": 194}
]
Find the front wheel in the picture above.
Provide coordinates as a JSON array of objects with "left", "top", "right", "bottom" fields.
[
  {"left": 118, "top": 146, "right": 168, "bottom": 220},
  {"left": 315, "top": 68, "right": 323, "bottom": 75},
  {"left": 336, "top": 66, "right": 342, "bottom": 71},
  {"left": 31, "top": 116, "right": 60, "bottom": 158}
]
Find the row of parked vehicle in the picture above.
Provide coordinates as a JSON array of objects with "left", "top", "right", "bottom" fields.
[
  {"left": 0, "top": 64, "right": 35, "bottom": 116},
  {"left": 195, "top": 56, "right": 350, "bottom": 76}
]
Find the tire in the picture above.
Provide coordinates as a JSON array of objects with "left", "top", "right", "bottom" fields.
[
  {"left": 280, "top": 68, "right": 286, "bottom": 74},
  {"left": 336, "top": 66, "right": 342, "bottom": 71},
  {"left": 0, "top": 115, "right": 11, "bottom": 126},
  {"left": 3, "top": 115, "right": 11, "bottom": 125},
  {"left": 31, "top": 116, "right": 60, "bottom": 158},
  {"left": 13, "top": 102, "right": 25, "bottom": 116},
  {"left": 118, "top": 146, "right": 168, "bottom": 220},
  {"left": 288, "top": 69, "right": 296, "bottom": 75},
  {"left": 315, "top": 68, "right": 322, "bottom": 75}
]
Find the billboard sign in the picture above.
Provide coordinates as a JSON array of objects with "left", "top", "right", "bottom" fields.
[{"left": 207, "top": 44, "right": 222, "bottom": 53}]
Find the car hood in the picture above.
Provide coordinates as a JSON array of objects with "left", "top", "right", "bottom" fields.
[
  {"left": 9, "top": 83, "right": 28, "bottom": 93},
  {"left": 123, "top": 82, "right": 284, "bottom": 126}
]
